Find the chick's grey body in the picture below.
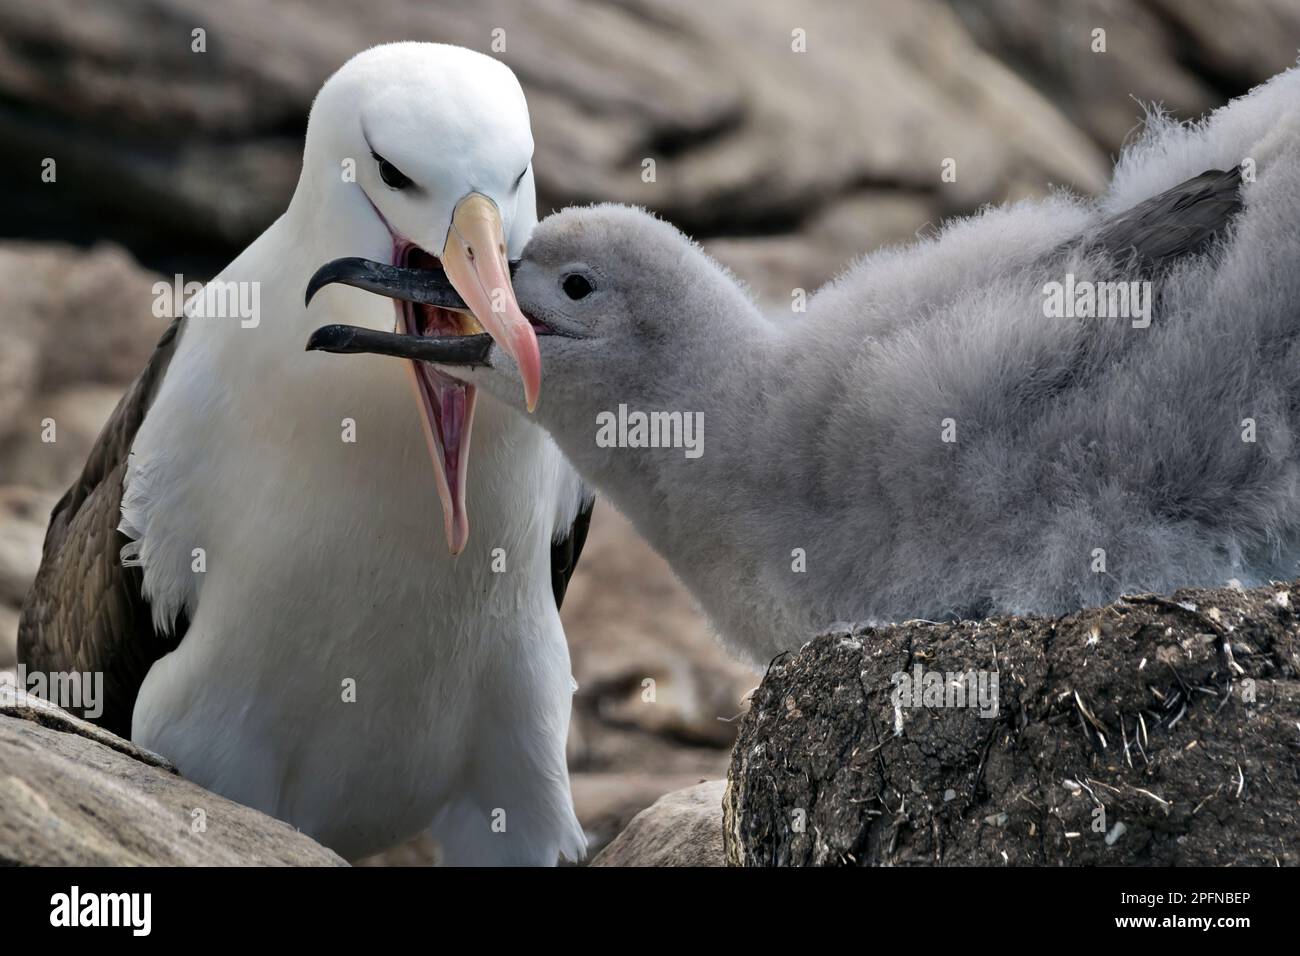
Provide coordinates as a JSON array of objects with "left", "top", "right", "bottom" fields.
[{"left": 468, "top": 68, "right": 1300, "bottom": 665}]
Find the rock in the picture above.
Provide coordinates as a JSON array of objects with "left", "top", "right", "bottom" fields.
[
  {"left": 562, "top": 503, "right": 755, "bottom": 752},
  {"left": 0, "top": 241, "right": 164, "bottom": 488},
  {"left": 0, "top": 241, "right": 166, "bottom": 397},
  {"left": 352, "top": 832, "right": 441, "bottom": 868},
  {"left": 948, "top": 0, "right": 1300, "bottom": 151},
  {"left": 0, "top": 0, "right": 1105, "bottom": 267},
  {"left": 0, "top": 323, "right": 38, "bottom": 441},
  {"left": 0, "top": 605, "right": 17, "bottom": 670},
  {"left": 0, "top": 485, "right": 54, "bottom": 607},
  {"left": 0, "top": 384, "right": 125, "bottom": 488},
  {"left": 357, "top": 764, "right": 730, "bottom": 866},
  {"left": 531, "top": 0, "right": 1108, "bottom": 228},
  {"left": 559, "top": 502, "right": 747, "bottom": 859},
  {"left": 1143, "top": 0, "right": 1300, "bottom": 93},
  {"left": 591, "top": 780, "right": 727, "bottom": 866},
  {"left": 354, "top": 766, "right": 733, "bottom": 867},
  {"left": 0, "top": 679, "right": 347, "bottom": 865},
  {"left": 571, "top": 762, "right": 731, "bottom": 860},
  {"left": 949, "top": 0, "right": 1219, "bottom": 151},
  {"left": 726, "top": 580, "right": 1300, "bottom": 865}
]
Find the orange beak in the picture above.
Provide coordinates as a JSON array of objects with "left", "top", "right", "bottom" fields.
[{"left": 439, "top": 193, "right": 542, "bottom": 411}]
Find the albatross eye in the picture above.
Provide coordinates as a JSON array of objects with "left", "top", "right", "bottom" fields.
[
  {"left": 372, "top": 152, "right": 412, "bottom": 190},
  {"left": 562, "top": 273, "right": 594, "bottom": 300}
]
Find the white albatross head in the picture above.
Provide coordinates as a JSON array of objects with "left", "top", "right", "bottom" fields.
[{"left": 301, "top": 42, "right": 542, "bottom": 554}]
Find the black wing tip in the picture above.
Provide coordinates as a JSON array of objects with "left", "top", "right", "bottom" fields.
[
  {"left": 551, "top": 494, "right": 596, "bottom": 611},
  {"left": 1084, "top": 165, "right": 1246, "bottom": 271}
]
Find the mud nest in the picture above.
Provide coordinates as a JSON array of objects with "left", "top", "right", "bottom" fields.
[{"left": 725, "top": 580, "right": 1300, "bottom": 865}]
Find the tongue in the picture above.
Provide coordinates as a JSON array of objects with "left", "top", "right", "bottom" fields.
[{"left": 408, "top": 359, "right": 476, "bottom": 554}]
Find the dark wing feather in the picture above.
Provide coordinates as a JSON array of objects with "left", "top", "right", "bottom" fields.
[
  {"left": 17, "top": 317, "right": 188, "bottom": 738},
  {"left": 550, "top": 494, "right": 594, "bottom": 610},
  {"left": 1032, "top": 167, "right": 1246, "bottom": 397},
  {"left": 1090, "top": 166, "right": 1243, "bottom": 270}
]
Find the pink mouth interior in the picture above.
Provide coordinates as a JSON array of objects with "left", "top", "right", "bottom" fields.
[{"left": 394, "top": 241, "right": 477, "bottom": 554}]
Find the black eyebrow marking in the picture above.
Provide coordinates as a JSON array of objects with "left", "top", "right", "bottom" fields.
[{"left": 359, "top": 128, "right": 414, "bottom": 187}]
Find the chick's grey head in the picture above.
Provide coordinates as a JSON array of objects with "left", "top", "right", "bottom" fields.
[{"left": 475, "top": 204, "right": 755, "bottom": 425}]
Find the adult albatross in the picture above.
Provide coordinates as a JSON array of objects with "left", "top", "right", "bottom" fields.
[
  {"left": 19, "top": 42, "right": 592, "bottom": 865},
  {"left": 310, "top": 67, "right": 1300, "bottom": 666}
]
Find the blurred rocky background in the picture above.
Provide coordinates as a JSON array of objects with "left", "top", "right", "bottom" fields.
[{"left": 0, "top": 0, "right": 1295, "bottom": 863}]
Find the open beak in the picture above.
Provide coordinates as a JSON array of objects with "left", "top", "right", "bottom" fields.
[
  {"left": 303, "top": 192, "right": 539, "bottom": 555},
  {"left": 305, "top": 256, "right": 471, "bottom": 311},
  {"left": 307, "top": 324, "right": 495, "bottom": 365}
]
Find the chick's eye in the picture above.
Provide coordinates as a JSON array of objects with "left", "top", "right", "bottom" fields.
[
  {"left": 373, "top": 152, "right": 412, "bottom": 190},
  {"left": 562, "top": 273, "right": 594, "bottom": 300}
]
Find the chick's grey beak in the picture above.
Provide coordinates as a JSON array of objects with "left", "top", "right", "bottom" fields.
[
  {"left": 304, "top": 257, "right": 474, "bottom": 310},
  {"left": 306, "top": 324, "right": 493, "bottom": 366}
]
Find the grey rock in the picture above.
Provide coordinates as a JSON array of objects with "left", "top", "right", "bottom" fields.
[
  {"left": 591, "top": 779, "right": 727, "bottom": 866},
  {"left": 0, "top": 241, "right": 166, "bottom": 399},
  {"left": 0, "top": 680, "right": 347, "bottom": 865},
  {"left": 0, "top": 240, "right": 163, "bottom": 488},
  {"left": 0, "top": 605, "right": 17, "bottom": 670},
  {"left": 1, "top": 385, "right": 125, "bottom": 489},
  {"left": 0, "top": 0, "right": 1106, "bottom": 259},
  {"left": 563, "top": 503, "right": 755, "bottom": 752},
  {"left": 0, "top": 486, "right": 53, "bottom": 607},
  {"left": 948, "top": 0, "right": 1300, "bottom": 150},
  {"left": 1144, "top": 0, "right": 1300, "bottom": 92}
]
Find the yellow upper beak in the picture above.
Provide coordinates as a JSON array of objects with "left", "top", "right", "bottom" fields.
[{"left": 439, "top": 193, "right": 542, "bottom": 411}]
